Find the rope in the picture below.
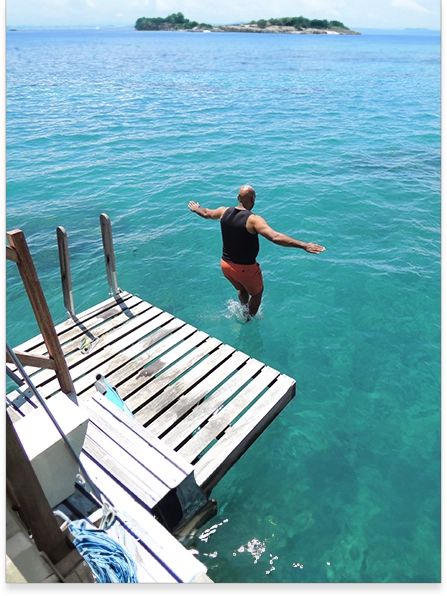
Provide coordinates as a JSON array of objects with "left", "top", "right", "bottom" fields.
[
  {"left": 8, "top": 343, "right": 139, "bottom": 582},
  {"left": 68, "top": 519, "right": 138, "bottom": 583}
]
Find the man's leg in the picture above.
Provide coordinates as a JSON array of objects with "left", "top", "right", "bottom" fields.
[
  {"left": 238, "top": 287, "right": 249, "bottom": 306},
  {"left": 248, "top": 290, "right": 263, "bottom": 316}
]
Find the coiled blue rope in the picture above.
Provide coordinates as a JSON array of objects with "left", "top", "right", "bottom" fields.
[{"left": 68, "top": 519, "right": 138, "bottom": 583}]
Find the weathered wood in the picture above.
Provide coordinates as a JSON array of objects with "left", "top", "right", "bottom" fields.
[
  {"left": 82, "top": 399, "right": 187, "bottom": 488},
  {"left": 147, "top": 350, "right": 250, "bottom": 438},
  {"left": 76, "top": 319, "right": 189, "bottom": 399},
  {"left": 178, "top": 365, "right": 280, "bottom": 463},
  {"left": 81, "top": 392, "right": 208, "bottom": 532},
  {"left": 38, "top": 310, "right": 176, "bottom": 399},
  {"left": 56, "top": 226, "right": 75, "bottom": 318},
  {"left": 6, "top": 412, "right": 73, "bottom": 564},
  {"left": 112, "top": 329, "right": 210, "bottom": 401},
  {"left": 6, "top": 350, "right": 57, "bottom": 370},
  {"left": 7, "top": 229, "right": 75, "bottom": 396},
  {"left": 6, "top": 245, "right": 18, "bottom": 262},
  {"left": 129, "top": 337, "right": 222, "bottom": 416},
  {"left": 6, "top": 296, "right": 154, "bottom": 395},
  {"left": 89, "top": 393, "right": 193, "bottom": 476},
  {"left": 163, "top": 357, "right": 265, "bottom": 450},
  {"left": 83, "top": 430, "right": 168, "bottom": 507},
  {"left": 79, "top": 453, "right": 208, "bottom": 582},
  {"left": 7, "top": 288, "right": 297, "bottom": 512},
  {"left": 194, "top": 375, "right": 296, "bottom": 493},
  {"left": 134, "top": 343, "right": 235, "bottom": 426},
  {"left": 7, "top": 291, "right": 133, "bottom": 358}
]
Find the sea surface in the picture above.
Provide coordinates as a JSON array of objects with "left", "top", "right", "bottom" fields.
[{"left": 6, "top": 28, "right": 441, "bottom": 583}]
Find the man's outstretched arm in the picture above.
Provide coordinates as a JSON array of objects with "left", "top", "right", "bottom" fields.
[
  {"left": 249, "top": 214, "right": 326, "bottom": 253},
  {"left": 188, "top": 201, "right": 227, "bottom": 220}
]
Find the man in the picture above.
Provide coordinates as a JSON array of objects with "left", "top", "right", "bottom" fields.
[{"left": 188, "top": 185, "right": 325, "bottom": 319}]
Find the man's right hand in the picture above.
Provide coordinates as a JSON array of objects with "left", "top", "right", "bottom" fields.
[
  {"left": 188, "top": 201, "right": 200, "bottom": 212},
  {"left": 188, "top": 203, "right": 227, "bottom": 220}
]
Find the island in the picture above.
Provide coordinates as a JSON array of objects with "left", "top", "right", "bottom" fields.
[{"left": 135, "top": 13, "right": 361, "bottom": 35}]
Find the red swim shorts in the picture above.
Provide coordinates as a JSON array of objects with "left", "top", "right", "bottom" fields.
[{"left": 220, "top": 259, "right": 264, "bottom": 296}]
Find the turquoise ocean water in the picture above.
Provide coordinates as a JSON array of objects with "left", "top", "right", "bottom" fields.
[{"left": 6, "top": 28, "right": 440, "bottom": 583}]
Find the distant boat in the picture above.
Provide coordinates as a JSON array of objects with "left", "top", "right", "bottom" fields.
[
  {"left": 203, "top": 30, "right": 211, "bottom": 33},
  {"left": 95, "top": 27, "right": 100, "bottom": 30},
  {"left": 9, "top": 28, "right": 17, "bottom": 31}
]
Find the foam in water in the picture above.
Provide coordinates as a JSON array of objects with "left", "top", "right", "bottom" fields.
[{"left": 222, "top": 299, "right": 264, "bottom": 324}]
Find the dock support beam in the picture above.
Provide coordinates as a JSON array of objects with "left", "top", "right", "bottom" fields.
[
  {"left": 6, "top": 229, "right": 76, "bottom": 398},
  {"left": 56, "top": 226, "right": 75, "bottom": 319},
  {"left": 100, "top": 213, "right": 120, "bottom": 297}
]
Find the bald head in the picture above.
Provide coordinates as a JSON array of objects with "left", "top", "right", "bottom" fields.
[{"left": 237, "top": 185, "right": 256, "bottom": 210}]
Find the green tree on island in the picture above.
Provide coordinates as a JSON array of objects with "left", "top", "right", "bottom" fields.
[
  {"left": 249, "top": 16, "right": 349, "bottom": 30},
  {"left": 135, "top": 12, "right": 212, "bottom": 31}
]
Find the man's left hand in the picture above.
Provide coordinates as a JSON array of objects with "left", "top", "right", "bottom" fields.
[{"left": 305, "top": 243, "right": 326, "bottom": 253}]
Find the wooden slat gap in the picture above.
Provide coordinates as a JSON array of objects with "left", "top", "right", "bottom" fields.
[
  {"left": 177, "top": 349, "right": 236, "bottom": 398},
  {"left": 10, "top": 292, "right": 133, "bottom": 355},
  {"left": 219, "top": 383, "right": 273, "bottom": 436},
  {"left": 6, "top": 294, "right": 144, "bottom": 377},
  {"left": 190, "top": 438, "right": 217, "bottom": 466},
  {"left": 74, "top": 312, "right": 180, "bottom": 375},
  {"left": 111, "top": 328, "right": 202, "bottom": 402},
  {"left": 128, "top": 333, "right": 209, "bottom": 394},
  {"left": 128, "top": 343, "right": 222, "bottom": 416},
  {"left": 157, "top": 365, "right": 245, "bottom": 441},
  {"left": 140, "top": 349, "right": 239, "bottom": 432}
]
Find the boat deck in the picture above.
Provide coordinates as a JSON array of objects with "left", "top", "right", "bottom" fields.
[{"left": 7, "top": 291, "right": 296, "bottom": 495}]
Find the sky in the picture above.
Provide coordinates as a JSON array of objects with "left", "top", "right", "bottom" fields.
[{"left": 4, "top": 0, "right": 442, "bottom": 30}]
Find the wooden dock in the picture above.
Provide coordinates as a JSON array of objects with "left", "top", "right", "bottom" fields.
[
  {"left": 6, "top": 219, "right": 296, "bottom": 582},
  {"left": 7, "top": 290, "right": 296, "bottom": 496}
]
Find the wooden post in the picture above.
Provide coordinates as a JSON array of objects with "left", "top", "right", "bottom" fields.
[
  {"left": 7, "top": 229, "right": 76, "bottom": 398},
  {"left": 100, "top": 213, "right": 120, "bottom": 297},
  {"left": 6, "top": 412, "right": 73, "bottom": 564},
  {"left": 56, "top": 226, "right": 75, "bottom": 318}
]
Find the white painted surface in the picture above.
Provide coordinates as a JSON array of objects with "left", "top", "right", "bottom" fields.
[{"left": 14, "top": 394, "right": 89, "bottom": 507}]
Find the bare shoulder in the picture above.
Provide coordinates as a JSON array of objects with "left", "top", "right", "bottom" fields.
[{"left": 247, "top": 213, "right": 269, "bottom": 230}]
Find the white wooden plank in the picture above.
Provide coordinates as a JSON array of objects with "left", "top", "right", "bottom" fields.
[
  {"left": 89, "top": 392, "right": 194, "bottom": 477},
  {"left": 112, "top": 324, "right": 200, "bottom": 398},
  {"left": 9, "top": 291, "right": 133, "bottom": 355},
  {"left": 78, "top": 323, "right": 199, "bottom": 403},
  {"left": 106, "top": 519, "right": 176, "bottom": 583},
  {"left": 7, "top": 300, "right": 161, "bottom": 398},
  {"left": 84, "top": 427, "right": 169, "bottom": 506},
  {"left": 76, "top": 317, "right": 188, "bottom": 400},
  {"left": 82, "top": 398, "right": 187, "bottom": 489},
  {"left": 63, "top": 304, "right": 166, "bottom": 367},
  {"left": 194, "top": 375, "right": 296, "bottom": 492},
  {"left": 38, "top": 311, "right": 176, "bottom": 399},
  {"left": 58, "top": 295, "right": 149, "bottom": 355},
  {"left": 177, "top": 366, "right": 280, "bottom": 463},
  {"left": 134, "top": 343, "right": 235, "bottom": 428},
  {"left": 147, "top": 350, "right": 250, "bottom": 438},
  {"left": 7, "top": 296, "right": 151, "bottom": 391},
  {"left": 127, "top": 337, "right": 222, "bottom": 415},
  {"left": 163, "top": 358, "right": 265, "bottom": 450},
  {"left": 116, "top": 510, "right": 209, "bottom": 583},
  {"left": 79, "top": 454, "right": 206, "bottom": 583}
]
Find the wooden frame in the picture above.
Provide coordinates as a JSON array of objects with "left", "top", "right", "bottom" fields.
[{"left": 6, "top": 228, "right": 76, "bottom": 397}]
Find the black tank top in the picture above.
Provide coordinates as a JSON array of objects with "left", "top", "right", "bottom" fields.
[{"left": 220, "top": 207, "right": 259, "bottom": 265}]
